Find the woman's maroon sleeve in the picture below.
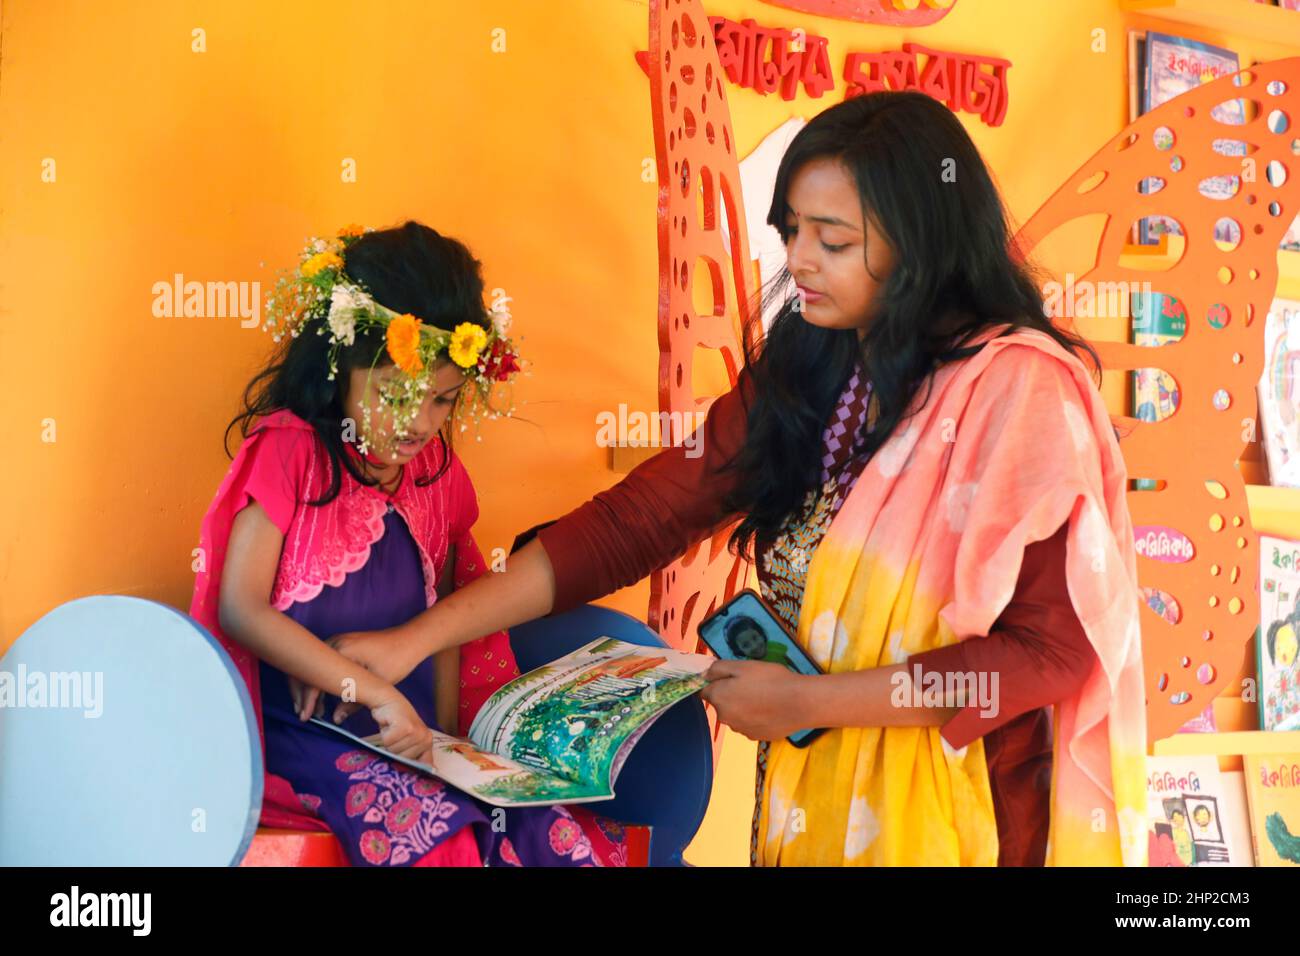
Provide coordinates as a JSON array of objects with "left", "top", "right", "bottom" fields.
[
  {"left": 533, "top": 370, "right": 755, "bottom": 614},
  {"left": 905, "top": 522, "right": 1098, "bottom": 750}
]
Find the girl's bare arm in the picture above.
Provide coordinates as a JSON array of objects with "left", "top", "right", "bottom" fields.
[{"left": 218, "top": 500, "right": 402, "bottom": 710}]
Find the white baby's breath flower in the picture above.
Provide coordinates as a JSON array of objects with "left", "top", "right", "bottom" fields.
[
  {"left": 326, "top": 283, "right": 371, "bottom": 346},
  {"left": 489, "top": 305, "right": 512, "bottom": 336}
]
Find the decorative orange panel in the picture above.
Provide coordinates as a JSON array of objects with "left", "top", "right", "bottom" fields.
[
  {"left": 760, "top": 0, "right": 959, "bottom": 27},
  {"left": 645, "top": 2, "right": 1299, "bottom": 748},
  {"left": 1016, "top": 59, "right": 1300, "bottom": 743},
  {"left": 644, "top": 0, "right": 752, "bottom": 739}
]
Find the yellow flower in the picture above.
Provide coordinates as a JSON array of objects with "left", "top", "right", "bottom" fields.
[
  {"left": 386, "top": 314, "right": 425, "bottom": 374},
  {"left": 337, "top": 223, "right": 365, "bottom": 238},
  {"left": 448, "top": 322, "right": 488, "bottom": 369},
  {"left": 301, "top": 251, "right": 343, "bottom": 278}
]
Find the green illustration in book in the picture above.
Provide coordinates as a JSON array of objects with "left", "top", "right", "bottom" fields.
[
  {"left": 1243, "top": 754, "right": 1300, "bottom": 867},
  {"left": 1265, "top": 812, "right": 1300, "bottom": 865}
]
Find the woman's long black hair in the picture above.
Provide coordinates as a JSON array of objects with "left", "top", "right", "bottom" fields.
[
  {"left": 225, "top": 220, "right": 493, "bottom": 506},
  {"left": 722, "top": 91, "right": 1100, "bottom": 560}
]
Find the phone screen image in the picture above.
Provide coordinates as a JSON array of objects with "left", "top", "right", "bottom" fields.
[{"left": 696, "top": 590, "right": 826, "bottom": 748}]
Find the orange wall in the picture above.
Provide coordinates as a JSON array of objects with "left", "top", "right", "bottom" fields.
[{"left": 3, "top": 0, "right": 1296, "bottom": 865}]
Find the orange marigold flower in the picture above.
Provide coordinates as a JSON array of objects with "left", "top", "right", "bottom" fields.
[{"left": 386, "top": 314, "right": 425, "bottom": 374}]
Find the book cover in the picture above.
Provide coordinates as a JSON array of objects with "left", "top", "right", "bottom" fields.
[
  {"left": 1176, "top": 703, "right": 1218, "bottom": 734},
  {"left": 1147, "top": 755, "right": 1249, "bottom": 866},
  {"left": 1128, "top": 30, "right": 1146, "bottom": 127},
  {"left": 1282, "top": 214, "right": 1300, "bottom": 252},
  {"left": 1258, "top": 535, "right": 1300, "bottom": 732},
  {"left": 1128, "top": 30, "right": 1146, "bottom": 245},
  {"left": 1242, "top": 753, "right": 1300, "bottom": 866},
  {"left": 1258, "top": 299, "right": 1300, "bottom": 488},
  {"left": 1140, "top": 33, "right": 1244, "bottom": 246},
  {"left": 1131, "top": 292, "right": 1186, "bottom": 492},
  {"left": 313, "top": 637, "right": 712, "bottom": 807}
]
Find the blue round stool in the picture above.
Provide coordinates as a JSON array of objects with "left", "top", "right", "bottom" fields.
[
  {"left": 0, "top": 597, "right": 713, "bottom": 866},
  {"left": 509, "top": 603, "right": 715, "bottom": 866},
  {"left": 0, "top": 595, "right": 261, "bottom": 866}
]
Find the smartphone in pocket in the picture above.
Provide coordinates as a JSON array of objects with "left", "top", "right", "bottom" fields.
[{"left": 696, "top": 589, "right": 826, "bottom": 748}]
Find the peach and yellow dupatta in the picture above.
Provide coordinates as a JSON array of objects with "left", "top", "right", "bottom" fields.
[{"left": 756, "top": 327, "right": 1148, "bottom": 866}]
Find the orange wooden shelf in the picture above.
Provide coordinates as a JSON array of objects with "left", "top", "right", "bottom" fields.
[{"left": 1122, "top": 0, "right": 1300, "bottom": 49}]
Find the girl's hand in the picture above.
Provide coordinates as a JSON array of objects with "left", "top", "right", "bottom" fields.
[
  {"left": 700, "top": 659, "right": 815, "bottom": 742},
  {"left": 288, "top": 675, "right": 327, "bottom": 722},
  {"left": 370, "top": 688, "right": 434, "bottom": 761},
  {"left": 300, "top": 625, "right": 425, "bottom": 724}
]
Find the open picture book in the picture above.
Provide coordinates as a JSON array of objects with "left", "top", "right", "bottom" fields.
[{"left": 312, "top": 637, "right": 713, "bottom": 807}]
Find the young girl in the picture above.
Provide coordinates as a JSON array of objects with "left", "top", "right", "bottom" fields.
[
  {"left": 323, "top": 93, "right": 1150, "bottom": 867},
  {"left": 190, "top": 221, "right": 627, "bottom": 867}
]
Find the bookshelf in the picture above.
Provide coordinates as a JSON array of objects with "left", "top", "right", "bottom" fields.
[
  {"left": 1121, "top": 0, "right": 1300, "bottom": 49},
  {"left": 1117, "top": 3, "right": 1300, "bottom": 760},
  {"left": 1121, "top": 240, "right": 1300, "bottom": 758}
]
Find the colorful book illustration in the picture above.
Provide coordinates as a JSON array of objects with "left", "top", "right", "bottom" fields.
[
  {"left": 1242, "top": 753, "right": 1300, "bottom": 867},
  {"left": 1176, "top": 702, "right": 1218, "bottom": 734},
  {"left": 1140, "top": 33, "right": 1244, "bottom": 246},
  {"left": 1283, "top": 215, "right": 1300, "bottom": 253},
  {"left": 1258, "top": 299, "right": 1300, "bottom": 488},
  {"left": 1258, "top": 535, "right": 1300, "bottom": 732},
  {"left": 312, "top": 638, "right": 711, "bottom": 807},
  {"left": 1146, "top": 755, "right": 1248, "bottom": 866},
  {"left": 1131, "top": 292, "right": 1186, "bottom": 494}
]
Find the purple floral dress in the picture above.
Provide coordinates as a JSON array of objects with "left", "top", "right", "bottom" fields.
[{"left": 260, "top": 503, "right": 614, "bottom": 866}]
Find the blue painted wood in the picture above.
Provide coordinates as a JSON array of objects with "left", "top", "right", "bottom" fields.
[
  {"left": 0, "top": 596, "right": 261, "bottom": 866},
  {"left": 509, "top": 604, "right": 714, "bottom": 866}
]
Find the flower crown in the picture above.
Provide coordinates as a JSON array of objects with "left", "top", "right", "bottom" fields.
[{"left": 261, "top": 224, "right": 524, "bottom": 458}]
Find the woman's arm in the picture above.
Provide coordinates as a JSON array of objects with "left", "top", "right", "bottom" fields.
[
  {"left": 703, "top": 524, "right": 1095, "bottom": 741},
  {"left": 701, "top": 657, "right": 959, "bottom": 741},
  {"left": 331, "top": 369, "right": 755, "bottom": 679},
  {"left": 219, "top": 500, "right": 431, "bottom": 756},
  {"left": 800, "top": 663, "right": 964, "bottom": 729},
  {"left": 897, "top": 522, "right": 1097, "bottom": 749}
]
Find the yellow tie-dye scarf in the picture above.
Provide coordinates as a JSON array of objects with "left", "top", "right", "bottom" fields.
[{"left": 757, "top": 326, "right": 1148, "bottom": 866}]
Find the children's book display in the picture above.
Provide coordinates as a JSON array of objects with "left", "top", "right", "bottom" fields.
[
  {"left": 1122, "top": 18, "right": 1300, "bottom": 870},
  {"left": 1242, "top": 753, "right": 1300, "bottom": 866},
  {"left": 1257, "top": 535, "right": 1300, "bottom": 732},
  {"left": 1130, "top": 292, "right": 1186, "bottom": 493},
  {"left": 314, "top": 638, "right": 711, "bottom": 807},
  {"left": 1146, "top": 755, "right": 1248, "bottom": 866},
  {"left": 1258, "top": 299, "right": 1300, "bottom": 488},
  {"left": 1138, "top": 33, "right": 1244, "bottom": 247}
]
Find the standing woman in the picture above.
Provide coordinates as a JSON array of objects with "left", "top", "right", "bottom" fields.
[{"left": 323, "top": 92, "right": 1149, "bottom": 866}]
